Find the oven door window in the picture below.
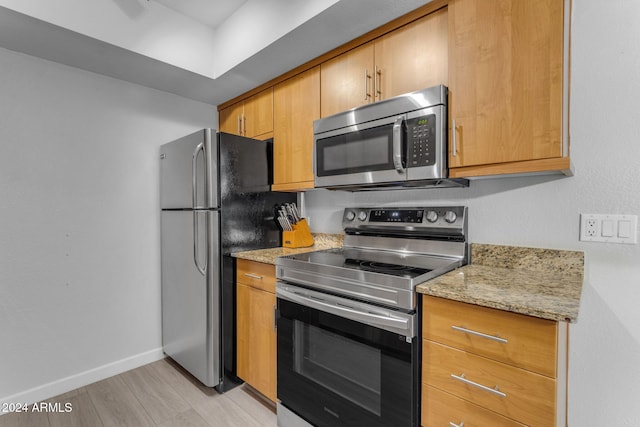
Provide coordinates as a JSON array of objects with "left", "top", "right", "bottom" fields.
[
  {"left": 316, "top": 124, "right": 395, "bottom": 177},
  {"left": 294, "top": 320, "right": 382, "bottom": 415},
  {"left": 278, "top": 298, "right": 417, "bottom": 427}
]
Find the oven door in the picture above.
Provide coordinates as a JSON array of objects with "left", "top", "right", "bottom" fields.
[
  {"left": 276, "top": 283, "right": 419, "bottom": 427},
  {"left": 314, "top": 114, "right": 408, "bottom": 189}
]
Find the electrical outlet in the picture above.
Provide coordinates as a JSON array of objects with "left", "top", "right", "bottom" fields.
[
  {"left": 584, "top": 218, "right": 598, "bottom": 237},
  {"left": 580, "top": 214, "right": 638, "bottom": 244}
]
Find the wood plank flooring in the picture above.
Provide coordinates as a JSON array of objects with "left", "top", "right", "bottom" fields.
[{"left": 0, "top": 358, "right": 277, "bottom": 427}]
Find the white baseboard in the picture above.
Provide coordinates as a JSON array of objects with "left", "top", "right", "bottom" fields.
[{"left": 0, "top": 347, "right": 164, "bottom": 410}]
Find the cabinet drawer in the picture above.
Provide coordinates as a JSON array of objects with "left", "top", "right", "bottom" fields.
[
  {"left": 423, "top": 340, "right": 556, "bottom": 427},
  {"left": 236, "top": 259, "right": 276, "bottom": 293},
  {"left": 423, "top": 296, "right": 558, "bottom": 377},
  {"left": 422, "top": 384, "right": 526, "bottom": 427}
]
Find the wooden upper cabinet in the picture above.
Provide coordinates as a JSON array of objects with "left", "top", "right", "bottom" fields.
[
  {"left": 219, "top": 88, "right": 273, "bottom": 139},
  {"left": 374, "top": 7, "right": 448, "bottom": 100},
  {"left": 448, "top": 0, "right": 568, "bottom": 176},
  {"left": 320, "top": 7, "right": 448, "bottom": 118},
  {"left": 219, "top": 101, "right": 244, "bottom": 135},
  {"left": 320, "top": 43, "right": 375, "bottom": 117},
  {"left": 219, "top": 0, "right": 571, "bottom": 181},
  {"left": 273, "top": 67, "right": 320, "bottom": 191},
  {"left": 244, "top": 88, "right": 274, "bottom": 138}
]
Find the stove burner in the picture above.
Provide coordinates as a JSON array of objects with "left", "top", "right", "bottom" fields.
[
  {"left": 344, "top": 259, "right": 432, "bottom": 278},
  {"left": 362, "top": 261, "right": 411, "bottom": 271}
]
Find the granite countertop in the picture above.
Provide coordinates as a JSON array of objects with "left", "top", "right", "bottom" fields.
[
  {"left": 416, "top": 243, "right": 585, "bottom": 323},
  {"left": 232, "top": 233, "right": 343, "bottom": 265}
]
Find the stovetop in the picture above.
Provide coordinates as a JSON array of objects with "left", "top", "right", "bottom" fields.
[
  {"left": 344, "top": 258, "right": 431, "bottom": 278},
  {"left": 280, "top": 247, "right": 453, "bottom": 280},
  {"left": 276, "top": 206, "right": 468, "bottom": 311}
]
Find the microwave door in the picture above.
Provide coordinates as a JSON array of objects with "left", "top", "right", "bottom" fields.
[{"left": 314, "top": 116, "right": 408, "bottom": 189}]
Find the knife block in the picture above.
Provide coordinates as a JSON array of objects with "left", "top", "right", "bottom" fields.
[{"left": 283, "top": 219, "right": 314, "bottom": 248}]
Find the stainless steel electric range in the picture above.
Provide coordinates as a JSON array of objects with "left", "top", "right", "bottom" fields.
[{"left": 275, "top": 206, "right": 468, "bottom": 427}]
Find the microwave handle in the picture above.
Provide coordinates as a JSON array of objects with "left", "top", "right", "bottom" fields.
[{"left": 392, "top": 116, "right": 405, "bottom": 174}]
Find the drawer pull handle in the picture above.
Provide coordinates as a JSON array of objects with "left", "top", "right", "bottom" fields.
[
  {"left": 451, "top": 373, "right": 507, "bottom": 398},
  {"left": 244, "top": 273, "right": 263, "bottom": 280},
  {"left": 449, "top": 422, "right": 464, "bottom": 427},
  {"left": 451, "top": 325, "right": 508, "bottom": 344}
]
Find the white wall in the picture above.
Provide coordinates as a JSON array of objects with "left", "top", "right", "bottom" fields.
[
  {"left": 0, "top": 0, "right": 341, "bottom": 80},
  {"left": 212, "top": 0, "right": 339, "bottom": 77},
  {"left": 0, "top": 47, "right": 216, "bottom": 404},
  {"left": 0, "top": 0, "right": 217, "bottom": 78},
  {"left": 304, "top": 1, "right": 640, "bottom": 425}
]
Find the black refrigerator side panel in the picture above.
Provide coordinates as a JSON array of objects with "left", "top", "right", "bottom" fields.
[
  {"left": 217, "top": 132, "right": 296, "bottom": 392},
  {"left": 218, "top": 254, "right": 243, "bottom": 392},
  {"left": 219, "top": 132, "right": 270, "bottom": 196},
  {"left": 218, "top": 133, "right": 296, "bottom": 254}
]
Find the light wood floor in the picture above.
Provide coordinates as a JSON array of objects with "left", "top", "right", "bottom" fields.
[{"left": 0, "top": 358, "right": 277, "bottom": 427}]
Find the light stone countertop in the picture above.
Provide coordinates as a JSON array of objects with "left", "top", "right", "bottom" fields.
[
  {"left": 234, "top": 239, "right": 585, "bottom": 322},
  {"left": 232, "top": 233, "right": 343, "bottom": 265},
  {"left": 416, "top": 243, "right": 585, "bottom": 322}
]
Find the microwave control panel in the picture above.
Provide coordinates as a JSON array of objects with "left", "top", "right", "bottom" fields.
[{"left": 406, "top": 114, "right": 436, "bottom": 167}]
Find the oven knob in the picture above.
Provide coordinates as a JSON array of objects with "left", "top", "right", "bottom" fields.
[
  {"left": 358, "top": 211, "right": 368, "bottom": 221},
  {"left": 426, "top": 210, "right": 438, "bottom": 223},
  {"left": 444, "top": 210, "right": 458, "bottom": 223},
  {"left": 345, "top": 211, "right": 356, "bottom": 221}
]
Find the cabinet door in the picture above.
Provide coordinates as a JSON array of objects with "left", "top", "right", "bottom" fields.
[
  {"left": 448, "top": 0, "right": 564, "bottom": 169},
  {"left": 237, "top": 283, "right": 277, "bottom": 402},
  {"left": 273, "top": 67, "right": 320, "bottom": 191},
  {"left": 320, "top": 43, "right": 375, "bottom": 118},
  {"left": 244, "top": 88, "right": 273, "bottom": 139},
  {"left": 219, "top": 102, "right": 244, "bottom": 136},
  {"left": 374, "top": 7, "right": 449, "bottom": 100}
]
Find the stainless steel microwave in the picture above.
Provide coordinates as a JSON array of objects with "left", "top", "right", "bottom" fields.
[{"left": 313, "top": 85, "right": 468, "bottom": 190}]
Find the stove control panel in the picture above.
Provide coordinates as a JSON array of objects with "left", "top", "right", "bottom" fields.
[
  {"left": 369, "top": 209, "right": 424, "bottom": 223},
  {"left": 342, "top": 206, "right": 467, "bottom": 232}
]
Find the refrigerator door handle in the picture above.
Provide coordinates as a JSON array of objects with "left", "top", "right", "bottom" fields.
[
  {"left": 193, "top": 211, "right": 207, "bottom": 276},
  {"left": 192, "top": 142, "right": 207, "bottom": 276},
  {"left": 192, "top": 142, "right": 205, "bottom": 209}
]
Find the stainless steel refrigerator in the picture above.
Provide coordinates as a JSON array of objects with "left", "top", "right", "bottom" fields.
[{"left": 159, "top": 129, "right": 295, "bottom": 390}]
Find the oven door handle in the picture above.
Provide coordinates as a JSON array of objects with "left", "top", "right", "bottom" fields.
[{"left": 277, "top": 286, "right": 414, "bottom": 337}]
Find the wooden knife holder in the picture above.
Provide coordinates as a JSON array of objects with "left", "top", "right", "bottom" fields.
[{"left": 283, "top": 219, "right": 314, "bottom": 248}]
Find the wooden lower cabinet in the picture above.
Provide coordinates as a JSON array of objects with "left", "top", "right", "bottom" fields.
[
  {"left": 422, "top": 384, "right": 526, "bottom": 427},
  {"left": 236, "top": 259, "right": 277, "bottom": 402},
  {"left": 423, "top": 341, "right": 556, "bottom": 426},
  {"left": 423, "top": 295, "right": 559, "bottom": 377},
  {"left": 421, "top": 295, "right": 567, "bottom": 427}
]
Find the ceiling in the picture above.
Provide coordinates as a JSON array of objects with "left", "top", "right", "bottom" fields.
[
  {"left": 0, "top": 0, "right": 434, "bottom": 105},
  {"left": 152, "top": 0, "right": 248, "bottom": 28}
]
